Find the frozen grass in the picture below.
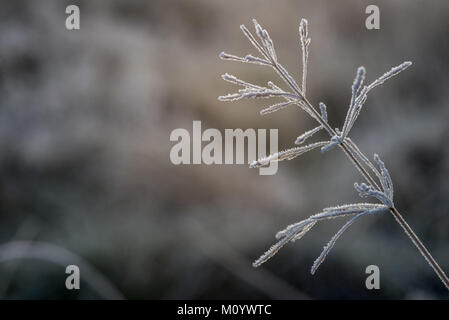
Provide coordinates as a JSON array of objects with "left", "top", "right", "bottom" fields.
[{"left": 218, "top": 18, "right": 449, "bottom": 290}]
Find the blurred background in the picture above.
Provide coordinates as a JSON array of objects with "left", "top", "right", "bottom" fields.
[{"left": 0, "top": 0, "right": 448, "bottom": 299}]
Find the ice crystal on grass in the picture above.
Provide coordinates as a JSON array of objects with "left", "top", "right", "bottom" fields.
[{"left": 218, "top": 18, "right": 449, "bottom": 289}]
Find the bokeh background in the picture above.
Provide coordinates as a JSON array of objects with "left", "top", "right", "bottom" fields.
[{"left": 0, "top": 0, "right": 448, "bottom": 299}]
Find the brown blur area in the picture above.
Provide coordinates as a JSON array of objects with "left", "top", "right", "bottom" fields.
[{"left": 0, "top": 0, "right": 448, "bottom": 299}]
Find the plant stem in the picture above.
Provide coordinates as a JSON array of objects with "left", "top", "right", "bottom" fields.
[
  {"left": 389, "top": 206, "right": 449, "bottom": 290},
  {"left": 271, "top": 62, "right": 449, "bottom": 290}
]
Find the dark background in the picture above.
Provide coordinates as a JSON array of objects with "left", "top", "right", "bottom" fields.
[{"left": 0, "top": 0, "right": 448, "bottom": 299}]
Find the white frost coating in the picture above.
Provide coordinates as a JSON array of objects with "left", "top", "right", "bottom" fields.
[
  {"left": 275, "top": 219, "right": 315, "bottom": 240},
  {"left": 244, "top": 54, "right": 271, "bottom": 66},
  {"left": 295, "top": 125, "right": 323, "bottom": 145},
  {"left": 322, "top": 203, "right": 385, "bottom": 212},
  {"left": 354, "top": 182, "right": 393, "bottom": 208},
  {"left": 252, "top": 233, "right": 292, "bottom": 268},
  {"left": 253, "top": 19, "right": 277, "bottom": 62},
  {"left": 254, "top": 203, "right": 388, "bottom": 268},
  {"left": 351, "top": 66, "right": 366, "bottom": 105},
  {"left": 218, "top": 93, "right": 242, "bottom": 102},
  {"left": 260, "top": 101, "right": 293, "bottom": 115},
  {"left": 221, "top": 73, "right": 262, "bottom": 89},
  {"left": 343, "top": 67, "right": 366, "bottom": 135},
  {"left": 275, "top": 62, "right": 303, "bottom": 95},
  {"left": 260, "top": 101, "right": 292, "bottom": 115},
  {"left": 250, "top": 141, "right": 327, "bottom": 168},
  {"left": 321, "top": 135, "right": 342, "bottom": 153},
  {"left": 319, "top": 102, "right": 328, "bottom": 123},
  {"left": 342, "top": 62, "right": 412, "bottom": 138},
  {"left": 241, "top": 89, "right": 299, "bottom": 100},
  {"left": 367, "top": 61, "right": 412, "bottom": 91},
  {"left": 291, "top": 221, "right": 317, "bottom": 241},
  {"left": 345, "top": 138, "right": 382, "bottom": 187},
  {"left": 311, "top": 206, "right": 388, "bottom": 274},
  {"left": 299, "top": 18, "right": 310, "bottom": 95},
  {"left": 240, "top": 24, "right": 269, "bottom": 60},
  {"left": 219, "top": 19, "right": 429, "bottom": 284},
  {"left": 219, "top": 52, "right": 245, "bottom": 62},
  {"left": 374, "top": 153, "right": 394, "bottom": 201}
]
